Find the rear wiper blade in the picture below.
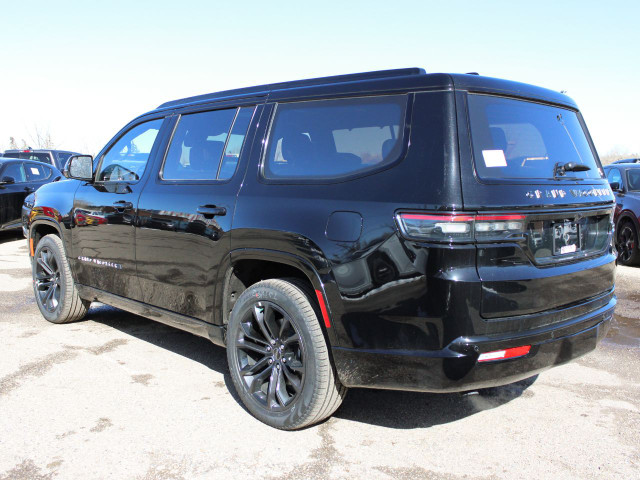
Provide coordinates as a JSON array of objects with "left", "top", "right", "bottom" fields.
[{"left": 554, "top": 161, "right": 591, "bottom": 177}]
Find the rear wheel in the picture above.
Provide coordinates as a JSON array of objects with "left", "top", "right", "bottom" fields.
[
  {"left": 617, "top": 220, "right": 640, "bottom": 266},
  {"left": 32, "top": 234, "right": 90, "bottom": 323},
  {"left": 226, "top": 279, "right": 346, "bottom": 430}
]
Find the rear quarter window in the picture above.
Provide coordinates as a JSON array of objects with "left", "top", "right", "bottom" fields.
[
  {"left": 263, "top": 95, "right": 408, "bottom": 180},
  {"left": 25, "top": 163, "right": 52, "bottom": 182}
]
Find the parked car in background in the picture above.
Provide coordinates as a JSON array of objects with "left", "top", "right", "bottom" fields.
[
  {"left": 0, "top": 158, "right": 61, "bottom": 231},
  {"left": 611, "top": 158, "right": 640, "bottom": 165},
  {"left": 27, "top": 68, "right": 616, "bottom": 429},
  {"left": 604, "top": 163, "right": 640, "bottom": 265},
  {"left": 2, "top": 149, "right": 81, "bottom": 171}
]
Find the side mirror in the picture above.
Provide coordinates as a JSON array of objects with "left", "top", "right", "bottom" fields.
[
  {"left": 0, "top": 176, "right": 16, "bottom": 185},
  {"left": 64, "top": 155, "right": 94, "bottom": 181},
  {"left": 609, "top": 182, "right": 622, "bottom": 192}
]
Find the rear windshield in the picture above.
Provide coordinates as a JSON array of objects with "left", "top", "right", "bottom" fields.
[
  {"left": 3, "top": 152, "right": 53, "bottom": 164},
  {"left": 468, "top": 95, "right": 601, "bottom": 180}
]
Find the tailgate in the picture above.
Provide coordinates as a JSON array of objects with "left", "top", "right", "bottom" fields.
[{"left": 459, "top": 92, "right": 616, "bottom": 319}]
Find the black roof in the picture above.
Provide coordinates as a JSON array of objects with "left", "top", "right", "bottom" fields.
[
  {"left": 152, "top": 68, "right": 577, "bottom": 114},
  {"left": 606, "top": 163, "right": 640, "bottom": 169}
]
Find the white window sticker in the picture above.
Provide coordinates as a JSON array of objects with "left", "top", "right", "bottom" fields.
[
  {"left": 482, "top": 149, "right": 507, "bottom": 168},
  {"left": 30, "top": 167, "right": 39, "bottom": 175},
  {"left": 560, "top": 244, "right": 577, "bottom": 255}
]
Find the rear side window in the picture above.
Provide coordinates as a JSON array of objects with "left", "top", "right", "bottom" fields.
[
  {"left": 468, "top": 95, "right": 601, "bottom": 180},
  {"left": 25, "top": 163, "right": 52, "bottom": 181},
  {"left": 98, "top": 119, "right": 163, "bottom": 182},
  {"left": 263, "top": 95, "right": 407, "bottom": 180},
  {"left": 162, "top": 107, "right": 254, "bottom": 181}
]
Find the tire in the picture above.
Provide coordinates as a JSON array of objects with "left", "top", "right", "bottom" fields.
[
  {"left": 616, "top": 220, "right": 640, "bottom": 266},
  {"left": 226, "top": 278, "right": 347, "bottom": 430},
  {"left": 32, "top": 234, "right": 90, "bottom": 323}
]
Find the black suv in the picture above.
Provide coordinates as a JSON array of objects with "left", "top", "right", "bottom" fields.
[
  {"left": 2, "top": 149, "right": 81, "bottom": 171},
  {"left": 26, "top": 69, "right": 616, "bottom": 429}
]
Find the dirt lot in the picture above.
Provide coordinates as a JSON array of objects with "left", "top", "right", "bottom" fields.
[{"left": 0, "top": 231, "right": 638, "bottom": 480}]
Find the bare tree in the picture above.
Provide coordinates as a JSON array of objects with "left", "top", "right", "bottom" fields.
[
  {"left": 600, "top": 147, "right": 640, "bottom": 165},
  {"left": 29, "top": 125, "right": 56, "bottom": 149}
]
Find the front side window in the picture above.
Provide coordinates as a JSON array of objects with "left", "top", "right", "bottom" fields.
[
  {"left": 468, "top": 95, "right": 601, "bottom": 180},
  {"left": 98, "top": 119, "right": 163, "bottom": 182},
  {"left": 263, "top": 95, "right": 407, "bottom": 180},
  {"left": 2, "top": 163, "right": 26, "bottom": 182},
  {"left": 25, "top": 163, "right": 52, "bottom": 182},
  {"left": 607, "top": 168, "right": 622, "bottom": 186},
  {"left": 57, "top": 152, "right": 72, "bottom": 167},
  {"left": 626, "top": 169, "right": 640, "bottom": 191}
]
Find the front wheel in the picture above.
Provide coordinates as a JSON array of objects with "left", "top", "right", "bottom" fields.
[
  {"left": 32, "top": 234, "right": 90, "bottom": 323},
  {"left": 226, "top": 279, "right": 346, "bottom": 430},
  {"left": 617, "top": 220, "right": 640, "bottom": 266}
]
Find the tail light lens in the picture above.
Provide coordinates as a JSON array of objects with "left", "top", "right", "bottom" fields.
[{"left": 397, "top": 212, "right": 526, "bottom": 243}]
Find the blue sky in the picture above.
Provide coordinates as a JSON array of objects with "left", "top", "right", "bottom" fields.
[{"left": 1, "top": 0, "right": 638, "bottom": 157}]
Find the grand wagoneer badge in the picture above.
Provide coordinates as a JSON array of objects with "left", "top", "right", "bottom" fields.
[{"left": 526, "top": 188, "right": 611, "bottom": 199}]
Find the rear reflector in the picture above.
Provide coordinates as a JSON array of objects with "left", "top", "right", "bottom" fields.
[
  {"left": 315, "top": 289, "right": 331, "bottom": 329},
  {"left": 477, "top": 345, "right": 531, "bottom": 362}
]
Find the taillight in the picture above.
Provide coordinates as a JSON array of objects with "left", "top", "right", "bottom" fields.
[{"left": 396, "top": 212, "right": 526, "bottom": 243}]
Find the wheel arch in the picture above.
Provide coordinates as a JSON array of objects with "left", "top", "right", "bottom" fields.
[
  {"left": 219, "top": 248, "right": 337, "bottom": 345},
  {"left": 29, "top": 219, "right": 63, "bottom": 255},
  {"left": 617, "top": 210, "right": 640, "bottom": 234}
]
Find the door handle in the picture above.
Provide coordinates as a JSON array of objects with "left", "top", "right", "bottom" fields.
[
  {"left": 197, "top": 205, "right": 226, "bottom": 218},
  {"left": 113, "top": 200, "right": 133, "bottom": 212}
]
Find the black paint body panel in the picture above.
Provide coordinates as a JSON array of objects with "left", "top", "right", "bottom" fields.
[{"left": 27, "top": 69, "right": 617, "bottom": 393}]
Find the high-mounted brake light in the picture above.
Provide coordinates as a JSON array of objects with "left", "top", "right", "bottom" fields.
[
  {"left": 397, "top": 212, "right": 526, "bottom": 243},
  {"left": 477, "top": 345, "right": 531, "bottom": 362}
]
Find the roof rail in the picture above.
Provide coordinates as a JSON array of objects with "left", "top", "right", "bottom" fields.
[{"left": 157, "top": 68, "right": 426, "bottom": 109}]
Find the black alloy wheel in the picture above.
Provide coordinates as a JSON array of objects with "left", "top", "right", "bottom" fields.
[
  {"left": 32, "top": 234, "right": 89, "bottom": 323},
  {"left": 226, "top": 279, "right": 347, "bottom": 430},
  {"left": 234, "top": 301, "right": 305, "bottom": 410},
  {"left": 35, "top": 246, "right": 61, "bottom": 313},
  {"left": 617, "top": 221, "right": 640, "bottom": 266}
]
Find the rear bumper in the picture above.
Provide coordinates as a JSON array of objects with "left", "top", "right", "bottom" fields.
[{"left": 332, "top": 296, "right": 615, "bottom": 392}]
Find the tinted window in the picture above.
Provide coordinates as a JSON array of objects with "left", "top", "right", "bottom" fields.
[
  {"left": 468, "top": 95, "right": 601, "bottom": 180},
  {"left": 264, "top": 96, "right": 407, "bottom": 179},
  {"left": 627, "top": 170, "right": 640, "bottom": 191},
  {"left": 162, "top": 109, "right": 236, "bottom": 180},
  {"left": 25, "top": 163, "right": 52, "bottom": 182},
  {"left": 57, "top": 152, "right": 72, "bottom": 167},
  {"left": 607, "top": 168, "right": 622, "bottom": 186},
  {"left": 219, "top": 107, "right": 255, "bottom": 180},
  {"left": 98, "top": 119, "right": 163, "bottom": 182},
  {"left": 3, "top": 152, "right": 52, "bottom": 164},
  {"left": 2, "top": 163, "right": 26, "bottom": 182}
]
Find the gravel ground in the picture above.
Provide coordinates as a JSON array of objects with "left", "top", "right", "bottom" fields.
[{"left": 0, "top": 231, "right": 638, "bottom": 480}]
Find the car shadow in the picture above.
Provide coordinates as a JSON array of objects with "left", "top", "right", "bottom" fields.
[
  {"left": 333, "top": 375, "right": 537, "bottom": 429},
  {"left": 85, "top": 303, "right": 537, "bottom": 429}
]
